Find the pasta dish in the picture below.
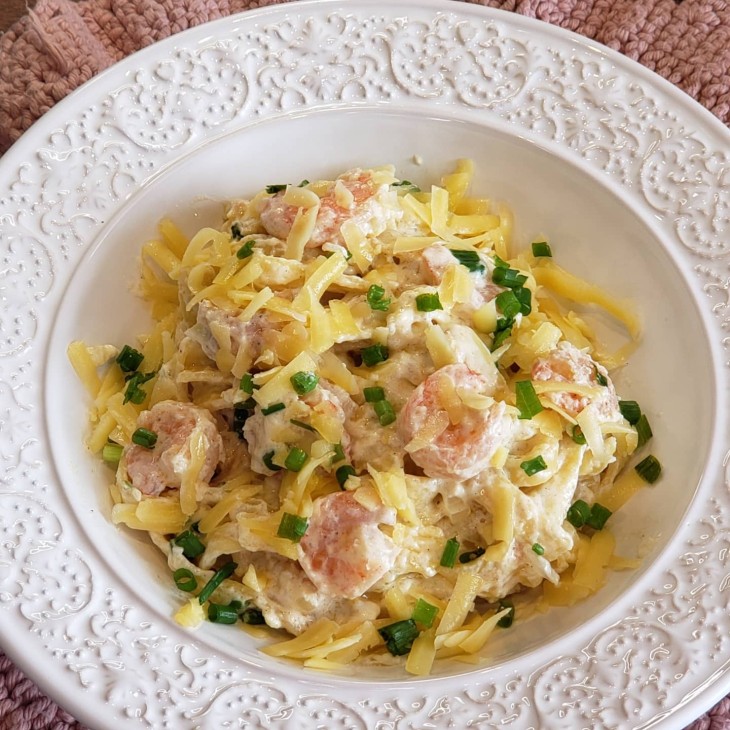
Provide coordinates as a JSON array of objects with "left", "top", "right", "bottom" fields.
[{"left": 69, "top": 161, "right": 661, "bottom": 674}]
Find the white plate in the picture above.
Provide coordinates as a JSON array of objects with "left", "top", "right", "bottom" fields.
[{"left": 1, "top": 1, "right": 729, "bottom": 727}]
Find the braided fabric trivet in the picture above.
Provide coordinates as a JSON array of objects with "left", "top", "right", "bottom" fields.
[{"left": 0, "top": 1, "right": 729, "bottom": 729}]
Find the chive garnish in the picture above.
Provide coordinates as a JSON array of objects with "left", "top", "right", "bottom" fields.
[
  {"left": 515, "top": 380, "right": 543, "bottom": 419},
  {"left": 459, "top": 546, "right": 485, "bottom": 563},
  {"left": 230, "top": 222, "right": 244, "bottom": 240},
  {"left": 131, "top": 427, "right": 157, "bottom": 449},
  {"left": 265, "top": 184, "right": 287, "bottom": 194},
  {"left": 520, "top": 455, "right": 547, "bottom": 476},
  {"left": 532, "top": 543, "right": 545, "bottom": 556},
  {"left": 586, "top": 503, "right": 612, "bottom": 530},
  {"left": 277, "top": 512, "right": 309, "bottom": 542},
  {"left": 566, "top": 499, "right": 591, "bottom": 528},
  {"left": 594, "top": 366, "right": 608, "bottom": 387},
  {"left": 635, "top": 414, "right": 653, "bottom": 447},
  {"left": 263, "top": 450, "right": 282, "bottom": 472},
  {"left": 173, "top": 529, "right": 205, "bottom": 559},
  {"left": 373, "top": 399, "right": 396, "bottom": 426},
  {"left": 102, "top": 443, "right": 123, "bottom": 464},
  {"left": 492, "top": 321, "right": 513, "bottom": 349},
  {"left": 116, "top": 345, "right": 144, "bottom": 373},
  {"left": 236, "top": 240, "right": 255, "bottom": 259},
  {"left": 497, "top": 599, "right": 515, "bottom": 628},
  {"left": 513, "top": 286, "right": 532, "bottom": 316},
  {"left": 571, "top": 424, "right": 587, "bottom": 445},
  {"left": 290, "top": 371, "right": 319, "bottom": 395},
  {"left": 440, "top": 537, "right": 460, "bottom": 568},
  {"left": 378, "top": 619, "right": 420, "bottom": 656},
  {"left": 240, "top": 373, "right": 255, "bottom": 394},
  {"left": 635, "top": 454, "right": 662, "bottom": 484},
  {"left": 531, "top": 241, "right": 552, "bottom": 257},
  {"left": 173, "top": 568, "right": 197, "bottom": 592},
  {"left": 208, "top": 601, "right": 240, "bottom": 624},
  {"left": 123, "top": 371, "right": 155, "bottom": 404},
  {"left": 492, "top": 266, "right": 527, "bottom": 289},
  {"left": 619, "top": 400, "right": 641, "bottom": 425},
  {"left": 330, "top": 443, "right": 346, "bottom": 464},
  {"left": 335, "top": 465, "right": 356, "bottom": 488},
  {"left": 232, "top": 400, "right": 255, "bottom": 438},
  {"left": 415, "top": 293, "right": 443, "bottom": 312},
  {"left": 284, "top": 447, "right": 308, "bottom": 472},
  {"left": 198, "top": 561, "right": 237, "bottom": 604},
  {"left": 298, "top": 179, "right": 310, "bottom": 187},
  {"left": 366, "top": 284, "right": 391, "bottom": 312},
  {"left": 241, "top": 602, "right": 266, "bottom": 624},
  {"left": 392, "top": 180, "right": 421, "bottom": 192},
  {"left": 363, "top": 386, "right": 385, "bottom": 402},
  {"left": 449, "top": 249, "right": 485, "bottom": 273},
  {"left": 411, "top": 598, "right": 438, "bottom": 628},
  {"left": 361, "top": 344, "right": 389, "bottom": 367},
  {"left": 496, "top": 290, "right": 521, "bottom": 320},
  {"left": 261, "top": 402, "right": 285, "bottom": 416},
  {"left": 290, "top": 418, "right": 315, "bottom": 432}
]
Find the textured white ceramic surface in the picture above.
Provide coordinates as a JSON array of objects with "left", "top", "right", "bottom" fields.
[{"left": 1, "top": 1, "right": 729, "bottom": 728}]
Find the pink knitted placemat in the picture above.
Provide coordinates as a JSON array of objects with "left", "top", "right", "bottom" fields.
[{"left": 1, "top": 1, "right": 730, "bottom": 729}]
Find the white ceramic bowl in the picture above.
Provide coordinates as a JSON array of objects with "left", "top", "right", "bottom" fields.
[{"left": 2, "top": 1, "right": 729, "bottom": 727}]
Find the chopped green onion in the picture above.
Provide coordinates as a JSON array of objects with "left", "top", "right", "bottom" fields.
[
  {"left": 290, "top": 370, "right": 319, "bottom": 395},
  {"left": 131, "top": 427, "right": 157, "bottom": 449},
  {"left": 284, "top": 447, "right": 308, "bottom": 472},
  {"left": 492, "top": 321, "right": 513, "bottom": 349},
  {"left": 566, "top": 499, "right": 591, "bottom": 528},
  {"left": 208, "top": 601, "right": 240, "bottom": 624},
  {"left": 231, "top": 222, "right": 244, "bottom": 240},
  {"left": 586, "top": 503, "right": 612, "bottom": 530},
  {"left": 392, "top": 180, "right": 421, "bottom": 192},
  {"left": 415, "top": 293, "right": 443, "bottom": 312},
  {"left": 173, "top": 530, "right": 205, "bottom": 559},
  {"left": 335, "top": 465, "right": 356, "bottom": 488},
  {"left": 290, "top": 418, "right": 315, "bottom": 432},
  {"left": 532, "top": 543, "right": 545, "bottom": 556},
  {"left": 102, "top": 443, "right": 123, "bottom": 464},
  {"left": 440, "top": 537, "right": 460, "bottom": 568},
  {"left": 493, "top": 255, "right": 509, "bottom": 269},
  {"left": 277, "top": 512, "right": 309, "bottom": 542},
  {"left": 265, "top": 184, "right": 287, "bottom": 194},
  {"left": 492, "top": 266, "right": 528, "bottom": 289},
  {"left": 619, "top": 400, "right": 642, "bottom": 425},
  {"left": 373, "top": 399, "right": 396, "bottom": 426},
  {"left": 513, "top": 286, "right": 532, "bottom": 316},
  {"left": 594, "top": 366, "right": 608, "bottom": 387},
  {"left": 361, "top": 344, "right": 389, "bottom": 367},
  {"left": 173, "top": 568, "right": 198, "bottom": 592},
  {"left": 261, "top": 402, "right": 285, "bottom": 416},
  {"left": 298, "top": 179, "right": 310, "bottom": 187},
  {"left": 240, "top": 373, "right": 255, "bottom": 394},
  {"left": 459, "top": 546, "right": 485, "bottom": 563},
  {"left": 123, "top": 371, "right": 155, "bottom": 404},
  {"left": 366, "top": 284, "right": 391, "bottom": 312},
  {"left": 497, "top": 599, "right": 515, "bottom": 628},
  {"left": 263, "top": 450, "right": 282, "bottom": 472},
  {"left": 330, "top": 443, "right": 346, "bottom": 464},
  {"left": 635, "top": 414, "right": 653, "bottom": 447},
  {"left": 411, "top": 598, "right": 438, "bottom": 628},
  {"left": 571, "top": 424, "right": 587, "bottom": 445},
  {"left": 232, "top": 400, "right": 255, "bottom": 437},
  {"left": 241, "top": 602, "right": 266, "bottom": 624},
  {"left": 496, "top": 290, "right": 521, "bottom": 320},
  {"left": 515, "top": 380, "right": 543, "bottom": 419},
  {"left": 449, "top": 248, "right": 485, "bottom": 273},
  {"left": 363, "top": 386, "right": 385, "bottom": 402},
  {"left": 635, "top": 454, "right": 662, "bottom": 484},
  {"left": 198, "top": 561, "right": 237, "bottom": 605},
  {"left": 236, "top": 240, "right": 255, "bottom": 259},
  {"left": 116, "top": 345, "right": 144, "bottom": 373},
  {"left": 520, "top": 455, "right": 547, "bottom": 476},
  {"left": 531, "top": 241, "right": 552, "bottom": 257},
  {"left": 378, "top": 619, "right": 420, "bottom": 656}
]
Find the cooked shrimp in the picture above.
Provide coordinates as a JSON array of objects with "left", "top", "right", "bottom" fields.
[
  {"left": 298, "top": 490, "right": 399, "bottom": 599},
  {"left": 531, "top": 341, "right": 619, "bottom": 419},
  {"left": 190, "top": 300, "right": 265, "bottom": 363},
  {"left": 124, "top": 401, "right": 224, "bottom": 496},
  {"left": 260, "top": 169, "right": 399, "bottom": 248},
  {"left": 397, "top": 363, "right": 510, "bottom": 480}
]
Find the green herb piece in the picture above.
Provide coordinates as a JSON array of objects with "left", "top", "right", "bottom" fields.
[
  {"left": 116, "top": 345, "right": 144, "bottom": 373},
  {"left": 123, "top": 371, "right": 155, "bottom": 404},
  {"left": 520, "top": 455, "right": 547, "bottom": 476},
  {"left": 440, "top": 537, "right": 460, "bottom": 568},
  {"left": 241, "top": 602, "right": 266, "bottom": 624},
  {"left": 531, "top": 241, "right": 552, "bottom": 257},
  {"left": 208, "top": 601, "right": 239, "bottom": 624},
  {"left": 635, "top": 454, "right": 662, "bottom": 484},
  {"left": 449, "top": 248, "right": 485, "bottom": 273},
  {"left": 635, "top": 414, "right": 653, "bottom": 447},
  {"left": 290, "top": 418, "right": 315, "bottom": 432},
  {"left": 571, "top": 424, "right": 587, "bottom": 445},
  {"left": 173, "top": 568, "right": 197, "bottom": 592},
  {"left": 496, "top": 290, "right": 521, "bottom": 320},
  {"left": 361, "top": 344, "right": 389, "bottom": 367},
  {"left": 232, "top": 400, "right": 255, "bottom": 438},
  {"left": 330, "top": 443, "right": 346, "bottom": 464},
  {"left": 459, "top": 546, "right": 486, "bottom": 563},
  {"left": 277, "top": 512, "right": 309, "bottom": 542},
  {"left": 290, "top": 371, "right": 319, "bottom": 395},
  {"left": 364, "top": 386, "right": 385, "bottom": 403},
  {"left": 261, "top": 402, "right": 285, "bottom": 416},
  {"left": 131, "top": 427, "right": 157, "bottom": 449},
  {"left": 586, "top": 503, "right": 612, "bottom": 530},
  {"left": 491, "top": 321, "right": 513, "bottom": 349},
  {"left": 566, "top": 499, "right": 592, "bottom": 528},
  {"left": 513, "top": 286, "right": 532, "bottom": 316},
  {"left": 298, "top": 179, "right": 310, "bottom": 187},
  {"left": 373, "top": 399, "right": 396, "bottom": 426},
  {"left": 173, "top": 530, "right": 205, "bottom": 560},
  {"left": 263, "top": 450, "right": 282, "bottom": 472},
  {"left": 236, "top": 240, "right": 255, "bottom": 259},
  {"left": 594, "top": 366, "right": 608, "bottom": 387},
  {"left": 497, "top": 599, "right": 515, "bottom": 628},
  {"left": 492, "top": 266, "right": 528, "bottom": 289},
  {"left": 392, "top": 180, "right": 421, "bottom": 192},
  {"left": 493, "top": 255, "right": 509, "bottom": 269},
  {"left": 265, "top": 184, "right": 287, "bottom": 194},
  {"left": 335, "top": 464, "right": 356, "bottom": 488},
  {"left": 366, "top": 284, "right": 391, "bottom": 312},
  {"left": 415, "top": 293, "right": 443, "bottom": 312},
  {"left": 284, "top": 447, "right": 308, "bottom": 472},
  {"left": 240, "top": 373, "right": 255, "bottom": 394},
  {"left": 378, "top": 619, "right": 420, "bottom": 656},
  {"left": 412, "top": 598, "right": 438, "bottom": 628},
  {"left": 515, "top": 380, "right": 544, "bottom": 419},
  {"left": 618, "top": 400, "right": 642, "bottom": 425},
  {"left": 198, "top": 561, "right": 237, "bottom": 605},
  {"left": 231, "top": 222, "right": 244, "bottom": 240},
  {"left": 532, "top": 543, "right": 545, "bottom": 556},
  {"left": 102, "top": 443, "right": 123, "bottom": 464}
]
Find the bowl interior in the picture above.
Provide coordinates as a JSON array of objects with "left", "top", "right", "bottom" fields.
[{"left": 46, "top": 109, "right": 716, "bottom": 680}]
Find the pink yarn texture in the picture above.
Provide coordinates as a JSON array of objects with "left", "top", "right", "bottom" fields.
[{"left": 0, "top": 0, "right": 729, "bottom": 728}]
